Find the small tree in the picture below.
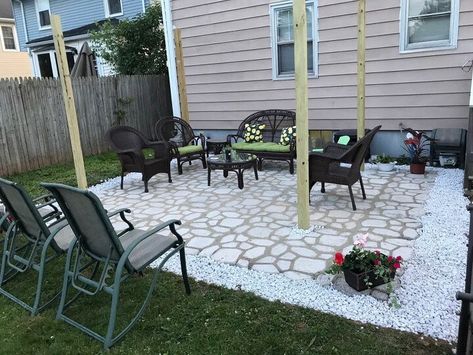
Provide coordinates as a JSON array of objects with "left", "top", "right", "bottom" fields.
[{"left": 91, "top": 5, "right": 167, "bottom": 75}]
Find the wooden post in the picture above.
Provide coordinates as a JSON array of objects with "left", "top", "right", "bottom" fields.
[
  {"left": 357, "top": 0, "right": 366, "bottom": 145},
  {"left": 294, "top": 0, "right": 310, "bottom": 230},
  {"left": 51, "top": 15, "right": 87, "bottom": 188},
  {"left": 174, "top": 28, "right": 189, "bottom": 122}
]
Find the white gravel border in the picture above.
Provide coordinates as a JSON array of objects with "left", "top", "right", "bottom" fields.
[{"left": 92, "top": 168, "right": 468, "bottom": 341}]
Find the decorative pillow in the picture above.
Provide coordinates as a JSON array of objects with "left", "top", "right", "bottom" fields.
[
  {"left": 243, "top": 123, "right": 265, "bottom": 143},
  {"left": 279, "top": 126, "right": 296, "bottom": 145}
]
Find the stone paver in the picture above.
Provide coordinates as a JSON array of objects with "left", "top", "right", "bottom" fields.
[{"left": 99, "top": 161, "right": 435, "bottom": 280}]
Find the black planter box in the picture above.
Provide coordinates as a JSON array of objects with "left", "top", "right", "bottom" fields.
[{"left": 343, "top": 268, "right": 395, "bottom": 292}]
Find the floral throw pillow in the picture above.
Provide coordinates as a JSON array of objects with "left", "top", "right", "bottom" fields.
[
  {"left": 243, "top": 123, "right": 265, "bottom": 143},
  {"left": 279, "top": 126, "right": 296, "bottom": 145}
]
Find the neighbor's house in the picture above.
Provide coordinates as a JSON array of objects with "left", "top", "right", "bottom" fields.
[
  {"left": 10, "top": 0, "right": 150, "bottom": 77},
  {"left": 162, "top": 0, "right": 473, "bottom": 153},
  {"left": 0, "top": 1, "right": 31, "bottom": 78}
]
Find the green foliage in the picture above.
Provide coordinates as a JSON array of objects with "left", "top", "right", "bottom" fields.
[
  {"left": 374, "top": 155, "right": 396, "bottom": 164},
  {"left": 91, "top": 5, "right": 167, "bottom": 75},
  {"left": 114, "top": 97, "right": 133, "bottom": 125}
]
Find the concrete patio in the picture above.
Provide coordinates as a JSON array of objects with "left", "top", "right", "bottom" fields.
[{"left": 97, "top": 160, "right": 436, "bottom": 281}]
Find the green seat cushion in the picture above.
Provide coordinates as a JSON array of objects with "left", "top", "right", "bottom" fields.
[
  {"left": 232, "top": 142, "right": 290, "bottom": 153},
  {"left": 178, "top": 145, "right": 203, "bottom": 155},
  {"left": 232, "top": 142, "right": 266, "bottom": 151}
]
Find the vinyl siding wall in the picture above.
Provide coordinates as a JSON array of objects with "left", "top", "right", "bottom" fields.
[
  {"left": 172, "top": 0, "right": 473, "bottom": 131},
  {"left": 12, "top": 0, "right": 148, "bottom": 51}
]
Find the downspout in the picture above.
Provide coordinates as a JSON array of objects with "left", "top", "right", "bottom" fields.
[
  {"left": 159, "top": 0, "right": 181, "bottom": 117},
  {"left": 142, "top": 0, "right": 146, "bottom": 13}
]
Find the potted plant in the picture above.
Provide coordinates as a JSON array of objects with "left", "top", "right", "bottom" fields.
[
  {"left": 403, "top": 128, "right": 431, "bottom": 174},
  {"left": 327, "top": 234, "right": 403, "bottom": 292},
  {"left": 373, "top": 155, "right": 397, "bottom": 172}
]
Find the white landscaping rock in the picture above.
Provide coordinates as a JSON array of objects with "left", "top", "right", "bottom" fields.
[{"left": 91, "top": 168, "right": 468, "bottom": 341}]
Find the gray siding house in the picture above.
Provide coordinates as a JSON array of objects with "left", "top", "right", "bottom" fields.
[
  {"left": 165, "top": 0, "right": 473, "bottom": 142},
  {"left": 11, "top": 0, "right": 150, "bottom": 77}
]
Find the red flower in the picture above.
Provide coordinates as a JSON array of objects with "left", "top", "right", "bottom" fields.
[
  {"left": 396, "top": 256, "right": 403, "bottom": 261},
  {"left": 393, "top": 262, "right": 401, "bottom": 269},
  {"left": 334, "top": 252, "right": 344, "bottom": 266},
  {"left": 374, "top": 259, "right": 381, "bottom": 266},
  {"left": 375, "top": 250, "right": 380, "bottom": 256},
  {"left": 387, "top": 256, "right": 394, "bottom": 263}
]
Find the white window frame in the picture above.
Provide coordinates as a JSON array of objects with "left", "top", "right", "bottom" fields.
[
  {"left": 35, "top": 0, "right": 51, "bottom": 31},
  {"left": 0, "top": 24, "right": 19, "bottom": 52},
  {"left": 33, "top": 50, "right": 58, "bottom": 77},
  {"left": 270, "top": 0, "right": 319, "bottom": 80},
  {"left": 104, "top": 0, "right": 123, "bottom": 18},
  {"left": 33, "top": 49, "right": 77, "bottom": 78},
  {"left": 400, "top": 0, "right": 460, "bottom": 53}
]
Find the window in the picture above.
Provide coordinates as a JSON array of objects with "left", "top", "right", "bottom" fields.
[
  {"left": 35, "top": 51, "right": 75, "bottom": 78},
  {"left": 400, "top": 0, "right": 459, "bottom": 52},
  {"left": 104, "top": 0, "right": 123, "bottom": 17},
  {"left": 1, "top": 26, "right": 17, "bottom": 51},
  {"left": 271, "top": 1, "right": 318, "bottom": 80},
  {"left": 35, "top": 0, "right": 51, "bottom": 29}
]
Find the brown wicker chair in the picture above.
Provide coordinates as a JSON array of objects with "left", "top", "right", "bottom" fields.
[
  {"left": 106, "top": 126, "right": 171, "bottom": 193},
  {"left": 154, "top": 117, "right": 207, "bottom": 175},
  {"left": 309, "top": 125, "right": 381, "bottom": 211}
]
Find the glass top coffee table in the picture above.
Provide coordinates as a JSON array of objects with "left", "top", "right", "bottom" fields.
[{"left": 207, "top": 151, "right": 258, "bottom": 189}]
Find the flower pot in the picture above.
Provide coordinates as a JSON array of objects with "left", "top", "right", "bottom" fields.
[
  {"left": 377, "top": 162, "right": 396, "bottom": 172},
  {"left": 410, "top": 162, "right": 426, "bottom": 174},
  {"left": 343, "top": 268, "right": 395, "bottom": 292}
]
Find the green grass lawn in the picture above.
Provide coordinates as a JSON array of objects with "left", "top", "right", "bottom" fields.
[{"left": 1, "top": 153, "right": 454, "bottom": 354}]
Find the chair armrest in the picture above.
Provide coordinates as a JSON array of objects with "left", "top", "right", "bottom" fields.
[
  {"left": 323, "top": 143, "right": 350, "bottom": 157},
  {"left": 227, "top": 134, "right": 244, "bottom": 144},
  {"left": 115, "top": 149, "right": 144, "bottom": 166},
  {"left": 196, "top": 134, "right": 206, "bottom": 149},
  {"left": 310, "top": 151, "right": 343, "bottom": 162},
  {"left": 107, "top": 208, "right": 131, "bottom": 217},
  {"left": 144, "top": 141, "right": 170, "bottom": 159},
  {"left": 108, "top": 208, "right": 134, "bottom": 237},
  {"left": 32, "top": 194, "right": 54, "bottom": 203},
  {"left": 34, "top": 199, "right": 61, "bottom": 220},
  {"left": 119, "top": 219, "right": 182, "bottom": 262}
]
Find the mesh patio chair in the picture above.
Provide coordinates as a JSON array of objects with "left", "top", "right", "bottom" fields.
[
  {"left": 155, "top": 116, "right": 207, "bottom": 175},
  {"left": 0, "top": 178, "right": 74, "bottom": 315},
  {"left": 309, "top": 126, "right": 381, "bottom": 211},
  {"left": 42, "top": 183, "right": 191, "bottom": 349},
  {"left": 1, "top": 193, "right": 61, "bottom": 233},
  {"left": 106, "top": 126, "right": 172, "bottom": 193}
]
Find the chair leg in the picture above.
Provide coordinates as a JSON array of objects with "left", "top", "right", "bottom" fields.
[
  {"left": 321, "top": 182, "right": 326, "bottom": 193},
  {"left": 168, "top": 169, "right": 172, "bottom": 183},
  {"left": 202, "top": 154, "right": 207, "bottom": 169},
  {"left": 348, "top": 185, "right": 357, "bottom": 211},
  {"left": 289, "top": 159, "right": 294, "bottom": 175},
  {"left": 308, "top": 181, "right": 316, "bottom": 204},
  {"left": 359, "top": 176, "right": 366, "bottom": 200},
  {"left": 177, "top": 158, "right": 183, "bottom": 175},
  {"left": 144, "top": 179, "right": 149, "bottom": 193},
  {"left": 31, "top": 249, "right": 48, "bottom": 315},
  {"left": 120, "top": 171, "right": 124, "bottom": 190},
  {"left": 258, "top": 158, "right": 263, "bottom": 171},
  {"left": 179, "top": 248, "right": 191, "bottom": 295}
]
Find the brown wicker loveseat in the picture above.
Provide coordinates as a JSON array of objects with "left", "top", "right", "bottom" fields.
[{"left": 227, "top": 110, "right": 296, "bottom": 174}]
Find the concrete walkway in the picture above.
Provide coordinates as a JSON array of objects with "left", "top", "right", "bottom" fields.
[{"left": 99, "top": 161, "right": 435, "bottom": 280}]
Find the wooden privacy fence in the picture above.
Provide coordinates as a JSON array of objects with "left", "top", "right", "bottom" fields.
[{"left": 0, "top": 75, "right": 172, "bottom": 176}]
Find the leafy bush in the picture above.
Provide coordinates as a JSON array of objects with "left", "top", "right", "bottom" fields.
[{"left": 91, "top": 5, "right": 167, "bottom": 75}]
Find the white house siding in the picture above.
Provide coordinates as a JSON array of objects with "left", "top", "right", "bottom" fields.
[{"left": 171, "top": 0, "right": 473, "bottom": 131}]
